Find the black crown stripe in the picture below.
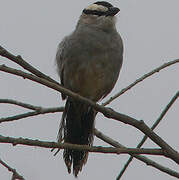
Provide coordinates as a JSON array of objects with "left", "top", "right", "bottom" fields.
[
  {"left": 94, "top": 1, "right": 113, "bottom": 8},
  {"left": 83, "top": 9, "right": 107, "bottom": 16}
]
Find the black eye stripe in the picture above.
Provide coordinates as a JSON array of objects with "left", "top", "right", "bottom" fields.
[
  {"left": 83, "top": 9, "right": 107, "bottom": 16},
  {"left": 94, "top": 1, "right": 113, "bottom": 8}
]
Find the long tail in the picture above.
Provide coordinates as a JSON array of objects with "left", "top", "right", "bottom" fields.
[{"left": 58, "top": 97, "right": 95, "bottom": 177}]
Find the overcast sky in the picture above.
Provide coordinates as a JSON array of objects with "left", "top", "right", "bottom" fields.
[{"left": 0, "top": 0, "right": 179, "bottom": 180}]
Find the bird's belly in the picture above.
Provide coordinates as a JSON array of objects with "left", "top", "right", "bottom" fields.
[{"left": 64, "top": 59, "right": 118, "bottom": 101}]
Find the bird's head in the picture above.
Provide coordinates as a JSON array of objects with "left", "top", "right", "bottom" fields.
[{"left": 77, "top": 1, "right": 120, "bottom": 31}]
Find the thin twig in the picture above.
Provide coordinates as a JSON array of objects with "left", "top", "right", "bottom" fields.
[
  {"left": 1, "top": 102, "right": 177, "bottom": 178},
  {"left": 0, "top": 99, "right": 42, "bottom": 110},
  {"left": 0, "top": 158, "right": 25, "bottom": 180},
  {"left": 0, "top": 46, "right": 59, "bottom": 85},
  {"left": 0, "top": 64, "right": 179, "bottom": 164},
  {"left": 116, "top": 91, "right": 179, "bottom": 180},
  {"left": 94, "top": 129, "right": 179, "bottom": 179},
  {"left": 103, "top": 59, "right": 179, "bottom": 106},
  {"left": 0, "top": 135, "right": 165, "bottom": 155},
  {"left": 0, "top": 104, "right": 178, "bottom": 179},
  {"left": 1, "top": 46, "right": 178, "bottom": 107},
  {"left": 1, "top": 100, "right": 178, "bottom": 178},
  {"left": 0, "top": 46, "right": 178, "bottom": 179},
  {"left": 0, "top": 107, "right": 64, "bottom": 123}
]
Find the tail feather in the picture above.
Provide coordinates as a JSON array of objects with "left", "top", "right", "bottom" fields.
[{"left": 58, "top": 98, "right": 95, "bottom": 177}]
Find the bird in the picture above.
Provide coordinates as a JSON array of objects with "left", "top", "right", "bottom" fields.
[{"left": 56, "top": 1, "right": 123, "bottom": 177}]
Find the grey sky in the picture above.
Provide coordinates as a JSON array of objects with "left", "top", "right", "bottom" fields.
[{"left": 0, "top": 0, "right": 179, "bottom": 179}]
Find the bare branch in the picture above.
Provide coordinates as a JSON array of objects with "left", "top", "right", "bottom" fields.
[
  {"left": 0, "top": 99, "right": 42, "bottom": 110},
  {"left": 0, "top": 99, "right": 64, "bottom": 123},
  {"left": 0, "top": 46, "right": 59, "bottom": 85},
  {"left": 94, "top": 129, "right": 179, "bottom": 179},
  {"left": 1, "top": 45, "right": 178, "bottom": 106},
  {"left": 0, "top": 64, "right": 179, "bottom": 164},
  {"left": 0, "top": 107, "right": 64, "bottom": 123},
  {"left": 1, "top": 40, "right": 178, "bottom": 179},
  {"left": 116, "top": 91, "right": 179, "bottom": 179},
  {"left": 1, "top": 100, "right": 178, "bottom": 178},
  {"left": 0, "top": 158, "right": 25, "bottom": 180},
  {"left": 103, "top": 59, "right": 179, "bottom": 106},
  {"left": 0, "top": 135, "right": 165, "bottom": 156},
  {"left": 1, "top": 103, "right": 179, "bottom": 178}
]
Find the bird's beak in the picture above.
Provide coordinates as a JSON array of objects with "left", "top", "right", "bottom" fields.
[{"left": 106, "top": 7, "right": 120, "bottom": 16}]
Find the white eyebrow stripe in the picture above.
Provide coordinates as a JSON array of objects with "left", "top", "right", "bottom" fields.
[{"left": 85, "top": 4, "right": 108, "bottom": 12}]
